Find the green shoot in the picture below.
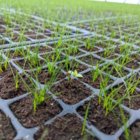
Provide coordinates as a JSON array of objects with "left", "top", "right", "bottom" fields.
[
  {"left": 92, "top": 63, "right": 99, "bottom": 83},
  {"left": 81, "top": 98, "right": 92, "bottom": 136},
  {"left": 15, "top": 70, "right": 19, "bottom": 89},
  {"left": 66, "top": 70, "right": 83, "bottom": 84}
]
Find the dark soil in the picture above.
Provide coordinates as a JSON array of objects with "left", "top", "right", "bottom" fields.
[
  {"left": 0, "top": 110, "right": 16, "bottom": 140},
  {"left": 28, "top": 68, "right": 66, "bottom": 84},
  {"left": 39, "top": 30, "right": 51, "bottom": 34},
  {"left": 63, "top": 49, "right": 84, "bottom": 57},
  {"left": 0, "top": 29, "right": 6, "bottom": 34},
  {"left": 0, "top": 56, "right": 4, "bottom": 63},
  {"left": 14, "top": 58, "right": 46, "bottom": 70},
  {"left": 29, "top": 46, "right": 53, "bottom": 54},
  {"left": 79, "top": 46, "right": 100, "bottom": 52},
  {"left": 23, "top": 31, "right": 37, "bottom": 36},
  {"left": 77, "top": 96, "right": 130, "bottom": 135},
  {"left": 81, "top": 71, "right": 114, "bottom": 89},
  {"left": 0, "top": 72, "right": 36, "bottom": 99},
  {"left": 60, "top": 31, "right": 73, "bottom": 36},
  {"left": 100, "top": 64, "right": 129, "bottom": 78},
  {"left": 118, "top": 60, "right": 140, "bottom": 69},
  {"left": 105, "top": 41, "right": 121, "bottom": 46},
  {"left": 0, "top": 25, "right": 6, "bottom": 29},
  {"left": 0, "top": 39, "right": 9, "bottom": 45},
  {"left": 109, "top": 84, "right": 140, "bottom": 110},
  {"left": 30, "top": 27, "right": 43, "bottom": 31},
  {"left": 112, "top": 47, "right": 137, "bottom": 54},
  {"left": 135, "top": 41, "right": 140, "bottom": 46},
  {"left": 79, "top": 54, "right": 105, "bottom": 66},
  {"left": 50, "top": 79, "right": 92, "bottom": 105},
  {"left": 60, "top": 60, "right": 88, "bottom": 73},
  {"left": 12, "top": 28, "right": 20, "bottom": 32},
  {"left": 0, "top": 24, "right": 5, "bottom": 28},
  {"left": 45, "top": 33, "right": 59, "bottom": 37},
  {"left": 72, "top": 30, "right": 82, "bottom": 34},
  {"left": 64, "top": 40, "right": 83, "bottom": 46},
  {"left": 125, "top": 73, "right": 140, "bottom": 89},
  {"left": 11, "top": 36, "right": 31, "bottom": 42},
  {"left": 2, "top": 33, "right": 19, "bottom": 38},
  {"left": 48, "top": 43, "right": 67, "bottom": 49},
  {"left": 95, "top": 42, "right": 108, "bottom": 49},
  {"left": 121, "top": 37, "right": 134, "bottom": 43},
  {"left": 119, "top": 121, "right": 140, "bottom": 140},
  {"left": 0, "top": 64, "right": 16, "bottom": 78},
  {"left": 4, "top": 49, "right": 27, "bottom": 59},
  {"left": 130, "top": 54, "right": 140, "bottom": 62},
  {"left": 34, "top": 114, "right": 98, "bottom": 140},
  {"left": 28, "top": 34, "right": 47, "bottom": 40},
  {"left": 107, "top": 34, "right": 121, "bottom": 39},
  {"left": 40, "top": 52, "right": 65, "bottom": 62},
  {"left": 95, "top": 51, "right": 119, "bottom": 60},
  {"left": 10, "top": 94, "right": 62, "bottom": 128}
]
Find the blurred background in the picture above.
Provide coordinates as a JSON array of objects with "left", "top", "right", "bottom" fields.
[{"left": 92, "top": 0, "right": 140, "bottom": 4}]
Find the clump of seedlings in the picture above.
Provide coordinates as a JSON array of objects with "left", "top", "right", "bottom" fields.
[{"left": 1, "top": 3, "right": 140, "bottom": 140}]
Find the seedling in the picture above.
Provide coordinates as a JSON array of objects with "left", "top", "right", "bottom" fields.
[
  {"left": 81, "top": 97, "right": 92, "bottom": 136},
  {"left": 92, "top": 64, "right": 100, "bottom": 83},
  {"left": 15, "top": 70, "right": 19, "bottom": 88},
  {"left": 65, "top": 55, "right": 69, "bottom": 71},
  {"left": 99, "top": 85, "right": 123, "bottom": 116},
  {"left": 69, "top": 45, "right": 78, "bottom": 53},
  {"left": 9, "top": 63, "right": 20, "bottom": 89},
  {"left": 0, "top": 52, "right": 3, "bottom": 72},
  {"left": 47, "top": 62, "right": 55, "bottom": 75},
  {"left": 66, "top": 70, "right": 83, "bottom": 84},
  {"left": 4, "top": 58, "right": 8, "bottom": 71},
  {"left": 104, "top": 48, "right": 112, "bottom": 57},
  {"left": 68, "top": 70, "right": 83, "bottom": 77},
  {"left": 20, "top": 67, "right": 62, "bottom": 114}
]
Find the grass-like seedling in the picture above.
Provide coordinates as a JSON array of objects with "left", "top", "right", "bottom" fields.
[
  {"left": 64, "top": 55, "right": 83, "bottom": 72},
  {"left": 47, "top": 62, "right": 56, "bottom": 75},
  {"left": 9, "top": 63, "right": 20, "bottom": 89},
  {"left": 91, "top": 64, "right": 100, "bottom": 83},
  {"left": 26, "top": 47, "right": 46, "bottom": 69},
  {"left": 0, "top": 52, "right": 3, "bottom": 72},
  {"left": 85, "top": 38, "right": 95, "bottom": 50},
  {"left": 4, "top": 58, "right": 8, "bottom": 71},
  {"left": 1, "top": 1, "right": 140, "bottom": 139},
  {"left": 67, "top": 45, "right": 78, "bottom": 54},
  {"left": 28, "top": 54, "right": 41, "bottom": 67},
  {"left": 116, "top": 53, "right": 134, "bottom": 70},
  {"left": 125, "top": 73, "right": 140, "bottom": 96},
  {"left": 64, "top": 55, "right": 70, "bottom": 71},
  {"left": 15, "top": 70, "right": 19, "bottom": 89},
  {"left": 99, "top": 85, "right": 123, "bottom": 116},
  {"left": 81, "top": 97, "right": 92, "bottom": 136},
  {"left": 19, "top": 68, "right": 62, "bottom": 113}
]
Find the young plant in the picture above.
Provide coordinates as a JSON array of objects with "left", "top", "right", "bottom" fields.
[
  {"left": 104, "top": 48, "right": 112, "bottom": 57},
  {"left": 4, "top": 58, "right": 8, "bottom": 71},
  {"left": 15, "top": 70, "right": 19, "bottom": 89},
  {"left": 65, "top": 55, "right": 69, "bottom": 71},
  {"left": 9, "top": 63, "right": 20, "bottom": 89},
  {"left": 0, "top": 52, "right": 3, "bottom": 72},
  {"left": 81, "top": 97, "right": 92, "bottom": 136},
  {"left": 85, "top": 38, "right": 96, "bottom": 50},
  {"left": 91, "top": 64, "right": 100, "bottom": 83},
  {"left": 99, "top": 85, "right": 123, "bottom": 116},
  {"left": 47, "top": 62, "right": 55, "bottom": 75},
  {"left": 20, "top": 68, "right": 62, "bottom": 114},
  {"left": 66, "top": 70, "right": 83, "bottom": 84}
]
